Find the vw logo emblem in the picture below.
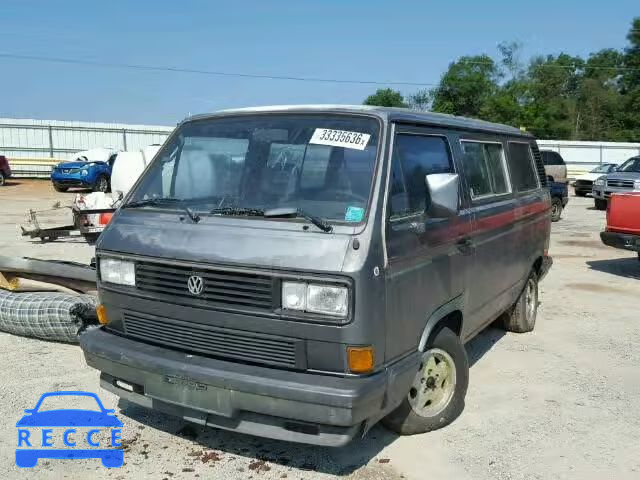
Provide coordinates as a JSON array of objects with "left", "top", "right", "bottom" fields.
[{"left": 187, "top": 275, "right": 204, "bottom": 295}]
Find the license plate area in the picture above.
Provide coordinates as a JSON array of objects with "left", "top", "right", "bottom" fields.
[{"left": 145, "top": 375, "right": 234, "bottom": 418}]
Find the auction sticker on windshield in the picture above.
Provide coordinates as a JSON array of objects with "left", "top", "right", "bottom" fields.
[{"left": 309, "top": 128, "right": 371, "bottom": 150}]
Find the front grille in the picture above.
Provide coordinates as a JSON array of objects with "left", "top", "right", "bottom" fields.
[
  {"left": 122, "top": 311, "right": 302, "bottom": 369},
  {"left": 574, "top": 180, "right": 592, "bottom": 186},
  {"left": 135, "top": 261, "right": 275, "bottom": 312},
  {"left": 530, "top": 144, "right": 547, "bottom": 187},
  {"left": 606, "top": 179, "right": 634, "bottom": 189}
]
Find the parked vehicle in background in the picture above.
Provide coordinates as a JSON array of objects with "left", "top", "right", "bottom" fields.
[
  {"left": 548, "top": 176, "right": 569, "bottom": 222},
  {"left": 572, "top": 163, "right": 617, "bottom": 196},
  {"left": 540, "top": 150, "right": 567, "bottom": 183},
  {"left": 80, "top": 105, "right": 552, "bottom": 446},
  {"left": 0, "top": 155, "right": 11, "bottom": 186},
  {"left": 592, "top": 156, "right": 640, "bottom": 210},
  {"left": 50, "top": 148, "right": 118, "bottom": 193},
  {"left": 109, "top": 145, "right": 161, "bottom": 197},
  {"left": 600, "top": 192, "right": 640, "bottom": 261}
]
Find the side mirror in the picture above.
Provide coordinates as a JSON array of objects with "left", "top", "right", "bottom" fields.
[{"left": 425, "top": 173, "right": 459, "bottom": 218}]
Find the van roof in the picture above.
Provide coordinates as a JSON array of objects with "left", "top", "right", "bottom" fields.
[{"left": 186, "top": 104, "right": 532, "bottom": 138}]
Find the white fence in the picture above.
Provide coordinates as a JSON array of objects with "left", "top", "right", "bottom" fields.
[
  {"left": 537, "top": 140, "right": 640, "bottom": 177},
  {"left": 2, "top": 117, "right": 639, "bottom": 178},
  {"left": 0, "top": 118, "right": 173, "bottom": 177}
]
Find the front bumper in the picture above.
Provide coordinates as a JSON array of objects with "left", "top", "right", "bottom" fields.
[
  {"left": 51, "top": 177, "right": 92, "bottom": 188},
  {"left": 600, "top": 231, "right": 640, "bottom": 253},
  {"left": 573, "top": 181, "right": 592, "bottom": 193},
  {"left": 80, "top": 328, "right": 419, "bottom": 446},
  {"left": 592, "top": 186, "right": 638, "bottom": 200}
]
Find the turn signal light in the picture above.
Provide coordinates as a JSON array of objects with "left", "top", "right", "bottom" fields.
[
  {"left": 347, "top": 346, "right": 374, "bottom": 374},
  {"left": 99, "top": 212, "right": 114, "bottom": 225},
  {"left": 96, "top": 304, "right": 109, "bottom": 325}
]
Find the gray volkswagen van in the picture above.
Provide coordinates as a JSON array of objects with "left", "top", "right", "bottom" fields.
[{"left": 80, "top": 105, "right": 552, "bottom": 446}]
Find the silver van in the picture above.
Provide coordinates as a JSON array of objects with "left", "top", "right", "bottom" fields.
[{"left": 80, "top": 105, "right": 552, "bottom": 446}]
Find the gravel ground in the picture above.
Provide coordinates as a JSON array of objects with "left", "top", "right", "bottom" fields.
[{"left": 1, "top": 179, "right": 639, "bottom": 480}]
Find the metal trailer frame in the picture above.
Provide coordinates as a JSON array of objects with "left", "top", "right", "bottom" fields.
[{"left": 20, "top": 206, "right": 115, "bottom": 243}]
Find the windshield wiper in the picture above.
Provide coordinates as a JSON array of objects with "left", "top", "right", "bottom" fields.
[
  {"left": 123, "top": 197, "right": 200, "bottom": 223},
  {"left": 210, "top": 206, "right": 266, "bottom": 217},
  {"left": 264, "top": 207, "right": 333, "bottom": 233}
]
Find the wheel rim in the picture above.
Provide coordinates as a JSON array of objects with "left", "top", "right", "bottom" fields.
[
  {"left": 525, "top": 278, "right": 537, "bottom": 321},
  {"left": 408, "top": 348, "right": 456, "bottom": 417},
  {"left": 551, "top": 203, "right": 559, "bottom": 217},
  {"left": 98, "top": 178, "right": 108, "bottom": 192}
]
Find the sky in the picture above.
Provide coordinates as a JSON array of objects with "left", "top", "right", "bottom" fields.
[{"left": 0, "top": 0, "right": 637, "bottom": 125}]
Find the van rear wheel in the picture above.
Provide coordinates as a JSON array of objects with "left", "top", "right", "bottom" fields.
[
  {"left": 382, "top": 327, "right": 468, "bottom": 435},
  {"left": 550, "top": 198, "right": 562, "bottom": 222},
  {"left": 500, "top": 271, "right": 538, "bottom": 333}
]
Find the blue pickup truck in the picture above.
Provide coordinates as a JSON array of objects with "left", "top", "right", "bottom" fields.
[
  {"left": 51, "top": 149, "right": 118, "bottom": 193},
  {"left": 548, "top": 177, "right": 569, "bottom": 222}
]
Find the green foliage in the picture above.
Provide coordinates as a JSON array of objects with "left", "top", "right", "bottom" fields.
[
  {"left": 363, "top": 88, "right": 408, "bottom": 108},
  {"left": 363, "top": 17, "right": 640, "bottom": 141}
]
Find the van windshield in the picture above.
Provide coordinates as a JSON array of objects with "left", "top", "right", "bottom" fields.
[{"left": 127, "top": 114, "right": 380, "bottom": 224}]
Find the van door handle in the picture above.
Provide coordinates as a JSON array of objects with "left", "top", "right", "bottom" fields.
[{"left": 456, "top": 237, "right": 473, "bottom": 254}]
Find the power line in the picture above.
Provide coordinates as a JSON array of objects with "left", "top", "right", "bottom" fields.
[
  {"left": 0, "top": 53, "right": 440, "bottom": 87},
  {"left": 2, "top": 51, "right": 639, "bottom": 90}
]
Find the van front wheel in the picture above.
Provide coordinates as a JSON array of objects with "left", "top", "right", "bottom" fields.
[{"left": 382, "top": 327, "right": 468, "bottom": 435}]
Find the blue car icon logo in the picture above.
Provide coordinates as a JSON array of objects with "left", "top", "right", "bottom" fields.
[{"left": 16, "top": 391, "right": 123, "bottom": 468}]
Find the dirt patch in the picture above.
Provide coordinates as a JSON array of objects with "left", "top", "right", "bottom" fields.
[
  {"left": 248, "top": 459, "right": 271, "bottom": 473},
  {"left": 558, "top": 240, "right": 606, "bottom": 249},
  {"left": 565, "top": 282, "right": 627, "bottom": 294}
]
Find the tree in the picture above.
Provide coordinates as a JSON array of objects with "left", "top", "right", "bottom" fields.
[
  {"left": 363, "top": 88, "right": 408, "bottom": 108},
  {"left": 620, "top": 18, "right": 640, "bottom": 140},
  {"left": 406, "top": 89, "right": 431, "bottom": 111},
  {"left": 576, "top": 49, "right": 624, "bottom": 140},
  {"left": 429, "top": 55, "right": 501, "bottom": 118},
  {"left": 361, "top": 17, "right": 640, "bottom": 140}
]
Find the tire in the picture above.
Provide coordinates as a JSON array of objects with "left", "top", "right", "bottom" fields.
[
  {"left": 53, "top": 183, "right": 68, "bottom": 192},
  {"left": 94, "top": 175, "right": 110, "bottom": 193},
  {"left": 594, "top": 199, "right": 607, "bottom": 210},
  {"left": 82, "top": 233, "right": 100, "bottom": 245},
  {"left": 550, "top": 198, "right": 563, "bottom": 222},
  {"left": 0, "top": 171, "right": 5, "bottom": 186},
  {"left": 500, "top": 271, "right": 538, "bottom": 333},
  {"left": 382, "top": 327, "right": 468, "bottom": 435}
]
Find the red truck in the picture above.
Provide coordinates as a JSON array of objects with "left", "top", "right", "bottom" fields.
[{"left": 600, "top": 192, "right": 640, "bottom": 261}]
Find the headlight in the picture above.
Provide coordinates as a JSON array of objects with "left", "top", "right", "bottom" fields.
[
  {"left": 81, "top": 169, "right": 89, "bottom": 176},
  {"left": 282, "top": 281, "right": 348, "bottom": 319},
  {"left": 100, "top": 258, "right": 135, "bottom": 286},
  {"left": 594, "top": 177, "right": 605, "bottom": 186},
  {"left": 634, "top": 179, "right": 640, "bottom": 190}
]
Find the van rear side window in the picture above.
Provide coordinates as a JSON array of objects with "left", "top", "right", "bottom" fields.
[
  {"left": 508, "top": 143, "right": 539, "bottom": 192},
  {"left": 460, "top": 141, "right": 510, "bottom": 199}
]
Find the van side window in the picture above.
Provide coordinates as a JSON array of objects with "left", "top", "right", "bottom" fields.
[
  {"left": 541, "top": 151, "right": 565, "bottom": 166},
  {"left": 508, "top": 143, "right": 539, "bottom": 192},
  {"left": 460, "top": 141, "right": 510, "bottom": 199},
  {"left": 390, "top": 135, "right": 453, "bottom": 217}
]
